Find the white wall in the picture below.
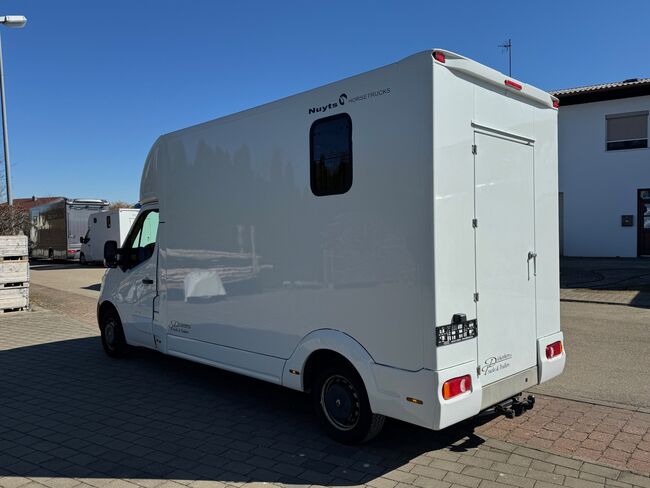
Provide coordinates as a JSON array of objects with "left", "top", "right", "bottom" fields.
[{"left": 559, "top": 95, "right": 650, "bottom": 257}]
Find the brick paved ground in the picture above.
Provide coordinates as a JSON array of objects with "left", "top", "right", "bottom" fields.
[
  {"left": 476, "top": 396, "right": 650, "bottom": 474},
  {"left": 1, "top": 307, "right": 649, "bottom": 488},
  {"left": 29, "top": 283, "right": 98, "bottom": 327}
]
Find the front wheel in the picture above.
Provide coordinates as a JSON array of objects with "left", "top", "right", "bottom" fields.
[
  {"left": 312, "top": 362, "right": 385, "bottom": 444},
  {"left": 99, "top": 308, "right": 128, "bottom": 358}
]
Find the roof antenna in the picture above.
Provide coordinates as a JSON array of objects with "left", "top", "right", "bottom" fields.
[{"left": 498, "top": 38, "right": 512, "bottom": 77}]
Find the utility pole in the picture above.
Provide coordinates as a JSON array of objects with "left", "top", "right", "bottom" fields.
[{"left": 498, "top": 38, "right": 512, "bottom": 77}]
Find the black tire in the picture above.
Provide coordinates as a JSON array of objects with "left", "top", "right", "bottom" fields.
[
  {"left": 99, "top": 308, "right": 128, "bottom": 358},
  {"left": 312, "top": 361, "right": 385, "bottom": 444}
]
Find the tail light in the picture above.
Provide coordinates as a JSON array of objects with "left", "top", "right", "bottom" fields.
[
  {"left": 546, "top": 341, "right": 563, "bottom": 359},
  {"left": 67, "top": 250, "right": 77, "bottom": 254},
  {"left": 442, "top": 375, "right": 472, "bottom": 400},
  {"left": 504, "top": 79, "right": 522, "bottom": 91},
  {"left": 433, "top": 51, "right": 446, "bottom": 63}
]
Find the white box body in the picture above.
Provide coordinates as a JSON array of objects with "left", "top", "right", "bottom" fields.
[
  {"left": 99, "top": 50, "right": 564, "bottom": 431},
  {"left": 81, "top": 208, "right": 139, "bottom": 263}
]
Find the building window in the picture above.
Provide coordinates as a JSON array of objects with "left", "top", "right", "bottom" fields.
[
  {"left": 606, "top": 111, "right": 648, "bottom": 151},
  {"left": 310, "top": 113, "right": 352, "bottom": 196},
  {"left": 106, "top": 216, "right": 111, "bottom": 228}
]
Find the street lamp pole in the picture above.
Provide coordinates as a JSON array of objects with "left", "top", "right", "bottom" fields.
[
  {"left": 0, "top": 15, "right": 27, "bottom": 206},
  {"left": 0, "top": 31, "right": 13, "bottom": 206}
]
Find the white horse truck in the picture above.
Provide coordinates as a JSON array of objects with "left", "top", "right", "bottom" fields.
[
  {"left": 98, "top": 49, "right": 565, "bottom": 444},
  {"left": 80, "top": 208, "right": 139, "bottom": 265}
]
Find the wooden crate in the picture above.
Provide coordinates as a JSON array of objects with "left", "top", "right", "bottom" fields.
[
  {"left": 0, "top": 235, "right": 28, "bottom": 259},
  {"left": 0, "top": 284, "right": 29, "bottom": 312},
  {"left": 0, "top": 236, "right": 29, "bottom": 311},
  {"left": 0, "top": 259, "right": 29, "bottom": 284}
]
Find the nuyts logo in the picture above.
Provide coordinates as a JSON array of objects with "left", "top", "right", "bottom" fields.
[
  {"left": 308, "top": 93, "right": 347, "bottom": 115},
  {"left": 307, "top": 88, "right": 390, "bottom": 115}
]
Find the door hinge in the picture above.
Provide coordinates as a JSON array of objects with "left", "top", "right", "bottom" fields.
[
  {"left": 471, "top": 144, "right": 477, "bottom": 155},
  {"left": 477, "top": 365, "right": 481, "bottom": 376},
  {"left": 472, "top": 218, "right": 478, "bottom": 228},
  {"left": 473, "top": 292, "right": 479, "bottom": 302}
]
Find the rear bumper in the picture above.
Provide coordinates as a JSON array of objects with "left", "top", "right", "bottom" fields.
[
  {"left": 369, "top": 361, "right": 484, "bottom": 431},
  {"left": 537, "top": 331, "right": 566, "bottom": 384},
  {"left": 480, "top": 366, "right": 538, "bottom": 410},
  {"left": 368, "top": 332, "right": 565, "bottom": 431},
  {"left": 66, "top": 249, "right": 80, "bottom": 260}
]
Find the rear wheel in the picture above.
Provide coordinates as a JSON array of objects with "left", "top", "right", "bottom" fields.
[
  {"left": 312, "top": 361, "right": 385, "bottom": 444},
  {"left": 100, "top": 308, "right": 128, "bottom": 357}
]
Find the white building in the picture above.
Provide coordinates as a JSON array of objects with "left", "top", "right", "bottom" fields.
[{"left": 553, "top": 79, "right": 650, "bottom": 257}]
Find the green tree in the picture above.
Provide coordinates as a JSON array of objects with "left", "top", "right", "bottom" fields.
[{"left": 109, "top": 201, "right": 135, "bottom": 209}]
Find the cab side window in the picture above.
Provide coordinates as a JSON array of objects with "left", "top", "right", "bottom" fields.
[{"left": 122, "top": 209, "right": 159, "bottom": 268}]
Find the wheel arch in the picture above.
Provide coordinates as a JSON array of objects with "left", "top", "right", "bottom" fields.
[
  {"left": 97, "top": 299, "right": 120, "bottom": 329},
  {"left": 282, "top": 329, "right": 382, "bottom": 411}
]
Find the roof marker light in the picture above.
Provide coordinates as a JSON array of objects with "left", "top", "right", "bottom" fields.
[
  {"left": 505, "top": 79, "right": 522, "bottom": 91},
  {"left": 552, "top": 99, "right": 560, "bottom": 109},
  {"left": 433, "top": 51, "right": 446, "bottom": 63}
]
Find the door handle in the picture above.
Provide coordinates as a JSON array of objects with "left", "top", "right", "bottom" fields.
[
  {"left": 527, "top": 251, "right": 537, "bottom": 279},
  {"left": 142, "top": 278, "right": 154, "bottom": 285}
]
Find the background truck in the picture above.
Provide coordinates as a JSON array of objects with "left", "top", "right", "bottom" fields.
[
  {"left": 98, "top": 49, "right": 565, "bottom": 444},
  {"left": 80, "top": 208, "right": 139, "bottom": 265},
  {"left": 30, "top": 198, "right": 109, "bottom": 260}
]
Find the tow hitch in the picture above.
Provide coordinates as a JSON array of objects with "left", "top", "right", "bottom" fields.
[{"left": 495, "top": 394, "right": 535, "bottom": 419}]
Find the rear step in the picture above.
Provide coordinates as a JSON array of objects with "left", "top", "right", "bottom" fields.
[{"left": 494, "top": 394, "right": 535, "bottom": 419}]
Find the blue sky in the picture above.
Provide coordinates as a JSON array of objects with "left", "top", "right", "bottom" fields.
[{"left": 1, "top": 0, "right": 648, "bottom": 203}]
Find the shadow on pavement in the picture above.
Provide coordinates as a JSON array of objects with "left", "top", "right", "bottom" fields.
[
  {"left": 0, "top": 337, "right": 495, "bottom": 484},
  {"left": 82, "top": 283, "right": 102, "bottom": 292},
  {"left": 29, "top": 262, "right": 83, "bottom": 270},
  {"left": 560, "top": 257, "right": 650, "bottom": 309}
]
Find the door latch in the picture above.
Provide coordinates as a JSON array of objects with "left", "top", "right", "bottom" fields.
[{"left": 527, "top": 251, "right": 537, "bottom": 279}]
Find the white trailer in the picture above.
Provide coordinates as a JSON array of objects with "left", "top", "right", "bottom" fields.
[
  {"left": 98, "top": 49, "right": 565, "bottom": 443},
  {"left": 80, "top": 208, "right": 139, "bottom": 264}
]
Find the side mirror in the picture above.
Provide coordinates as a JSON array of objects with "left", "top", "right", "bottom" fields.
[{"left": 104, "top": 240, "right": 119, "bottom": 268}]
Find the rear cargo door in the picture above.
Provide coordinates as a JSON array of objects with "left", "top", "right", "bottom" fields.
[{"left": 474, "top": 129, "right": 537, "bottom": 385}]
